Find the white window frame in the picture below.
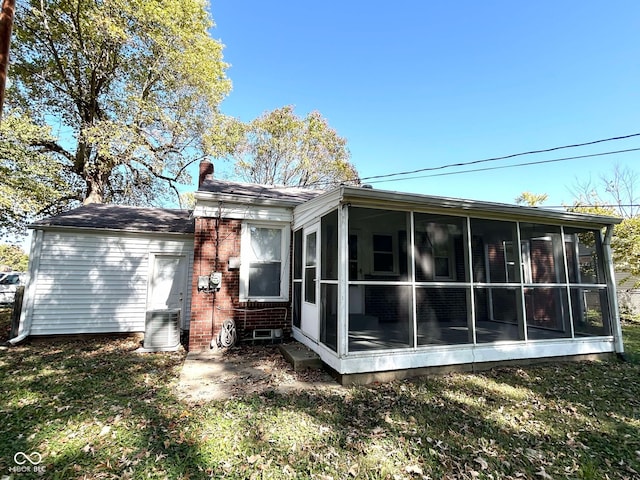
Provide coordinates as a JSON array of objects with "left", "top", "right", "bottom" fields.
[
  {"left": 240, "top": 221, "right": 290, "bottom": 302},
  {"left": 372, "top": 232, "right": 396, "bottom": 275},
  {"left": 428, "top": 224, "right": 457, "bottom": 281}
]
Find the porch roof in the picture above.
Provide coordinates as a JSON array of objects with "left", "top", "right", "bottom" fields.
[{"left": 295, "top": 185, "right": 623, "bottom": 228}]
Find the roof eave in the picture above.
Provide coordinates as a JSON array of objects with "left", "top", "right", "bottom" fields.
[{"left": 29, "top": 224, "right": 195, "bottom": 236}]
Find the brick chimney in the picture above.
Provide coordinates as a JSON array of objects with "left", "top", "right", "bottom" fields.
[{"left": 198, "top": 160, "right": 214, "bottom": 188}]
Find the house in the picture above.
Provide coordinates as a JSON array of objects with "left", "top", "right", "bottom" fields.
[
  {"left": 615, "top": 272, "right": 640, "bottom": 319},
  {"left": 11, "top": 205, "right": 194, "bottom": 342},
  {"left": 12, "top": 161, "right": 625, "bottom": 381}
]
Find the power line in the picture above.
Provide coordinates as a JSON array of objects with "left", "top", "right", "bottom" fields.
[
  {"left": 359, "top": 132, "right": 640, "bottom": 182},
  {"left": 293, "top": 146, "right": 640, "bottom": 189},
  {"left": 365, "top": 147, "right": 640, "bottom": 184}
]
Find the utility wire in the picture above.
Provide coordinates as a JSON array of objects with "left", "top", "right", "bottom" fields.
[
  {"left": 289, "top": 146, "right": 640, "bottom": 190},
  {"left": 363, "top": 147, "right": 640, "bottom": 185},
  {"left": 359, "top": 132, "right": 640, "bottom": 182}
]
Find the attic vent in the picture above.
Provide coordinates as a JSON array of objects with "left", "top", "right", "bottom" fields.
[{"left": 143, "top": 309, "right": 181, "bottom": 351}]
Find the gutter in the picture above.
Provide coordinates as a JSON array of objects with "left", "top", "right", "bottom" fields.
[{"left": 338, "top": 186, "right": 623, "bottom": 228}]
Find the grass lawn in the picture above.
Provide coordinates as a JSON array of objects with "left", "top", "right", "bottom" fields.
[{"left": 1, "top": 309, "right": 639, "bottom": 480}]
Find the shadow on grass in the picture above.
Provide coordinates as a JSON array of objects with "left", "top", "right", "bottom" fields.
[
  {"left": 0, "top": 336, "right": 208, "bottom": 479},
  {"left": 188, "top": 358, "right": 639, "bottom": 479},
  {"left": 1, "top": 324, "right": 639, "bottom": 479}
]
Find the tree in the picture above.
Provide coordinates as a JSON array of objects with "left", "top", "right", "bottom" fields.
[
  {"left": 569, "top": 164, "right": 640, "bottom": 218},
  {"left": 515, "top": 192, "right": 548, "bottom": 207},
  {"left": 231, "top": 106, "right": 359, "bottom": 187},
  {"left": 0, "top": 243, "right": 27, "bottom": 271},
  {"left": 567, "top": 163, "right": 640, "bottom": 283},
  {"left": 5, "top": 0, "right": 231, "bottom": 210},
  {"left": 0, "top": 114, "right": 77, "bottom": 236}
]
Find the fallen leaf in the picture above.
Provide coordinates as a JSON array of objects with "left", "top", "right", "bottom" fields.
[
  {"left": 405, "top": 464, "right": 423, "bottom": 475},
  {"left": 475, "top": 457, "right": 488, "bottom": 470},
  {"left": 536, "top": 467, "right": 553, "bottom": 479}
]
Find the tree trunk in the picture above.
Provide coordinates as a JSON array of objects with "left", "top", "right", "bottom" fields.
[
  {"left": 83, "top": 176, "right": 104, "bottom": 204},
  {"left": 0, "top": 0, "right": 16, "bottom": 122}
]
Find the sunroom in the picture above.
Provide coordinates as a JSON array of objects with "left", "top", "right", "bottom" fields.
[{"left": 291, "top": 186, "right": 624, "bottom": 377}]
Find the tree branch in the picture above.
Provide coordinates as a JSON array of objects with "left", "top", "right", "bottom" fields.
[{"left": 32, "top": 139, "right": 74, "bottom": 163}]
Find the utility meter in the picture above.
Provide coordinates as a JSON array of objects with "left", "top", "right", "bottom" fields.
[
  {"left": 210, "top": 272, "right": 222, "bottom": 291},
  {"left": 197, "top": 275, "right": 210, "bottom": 291}
]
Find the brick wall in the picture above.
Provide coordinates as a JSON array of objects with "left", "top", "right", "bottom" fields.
[{"left": 188, "top": 217, "right": 292, "bottom": 351}]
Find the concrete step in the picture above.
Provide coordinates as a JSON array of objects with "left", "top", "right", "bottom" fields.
[{"left": 278, "top": 342, "right": 322, "bottom": 371}]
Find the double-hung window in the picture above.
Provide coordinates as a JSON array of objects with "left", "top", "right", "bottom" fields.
[{"left": 240, "top": 222, "right": 290, "bottom": 301}]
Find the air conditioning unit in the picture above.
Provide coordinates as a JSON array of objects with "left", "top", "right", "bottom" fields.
[{"left": 142, "top": 309, "right": 181, "bottom": 351}]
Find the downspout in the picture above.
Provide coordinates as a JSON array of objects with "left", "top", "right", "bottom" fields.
[
  {"left": 9, "top": 229, "right": 43, "bottom": 345},
  {"left": 603, "top": 224, "right": 625, "bottom": 358}
]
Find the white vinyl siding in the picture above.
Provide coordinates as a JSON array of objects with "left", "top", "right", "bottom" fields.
[{"left": 25, "top": 230, "right": 194, "bottom": 335}]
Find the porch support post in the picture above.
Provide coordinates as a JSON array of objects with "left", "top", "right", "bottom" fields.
[
  {"left": 466, "top": 216, "right": 477, "bottom": 344},
  {"left": 560, "top": 226, "right": 576, "bottom": 338},
  {"left": 603, "top": 224, "right": 624, "bottom": 354},
  {"left": 337, "top": 202, "right": 350, "bottom": 358},
  {"left": 409, "top": 211, "right": 417, "bottom": 349},
  {"left": 516, "top": 221, "right": 528, "bottom": 342}
]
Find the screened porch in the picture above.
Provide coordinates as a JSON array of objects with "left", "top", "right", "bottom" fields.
[{"left": 291, "top": 187, "right": 622, "bottom": 374}]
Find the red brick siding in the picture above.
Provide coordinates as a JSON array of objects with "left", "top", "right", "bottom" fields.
[{"left": 188, "top": 217, "right": 292, "bottom": 351}]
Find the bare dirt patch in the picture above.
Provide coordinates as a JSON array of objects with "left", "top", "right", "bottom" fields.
[{"left": 176, "top": 343, "right": 344, "bottom": 402}]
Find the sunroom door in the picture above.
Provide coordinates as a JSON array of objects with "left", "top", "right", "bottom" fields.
[{"left": 301, "top": 224, "right": 320, "bottom": 341}]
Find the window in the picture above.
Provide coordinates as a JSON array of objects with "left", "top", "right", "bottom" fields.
[
  {"left": 305, "top": 231, "right": 317, "bottom": 303},
  {"left": 240, "top": 223, "right": 290, "bottom": 301},
  {"left": 293, "top": 229, "right": 303, "bottom": 328},
  {"left": 373, "top": 234, "right": 394, "bottom": 273},
  {"left": 414, "top": 214, "right": 466, "bottom": 283}
]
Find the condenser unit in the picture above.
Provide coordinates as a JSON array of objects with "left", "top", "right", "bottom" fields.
[{"left": 142, "top": 309, "right": 181, "bottom": 352}]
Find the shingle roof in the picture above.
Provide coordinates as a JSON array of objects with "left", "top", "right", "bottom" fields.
[
  {"left": 198, "top": 178, "right": 323, "bottom": 203},
  {"left": 31, "top": 204, "right": 194, "bottom": 234}
]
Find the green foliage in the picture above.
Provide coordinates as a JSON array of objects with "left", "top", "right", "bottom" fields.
[
  {"left": 566, "top": 165, "right": 640, "bottom": 282},
  {"left": 0, "top": 244, "right": 28, "bottom": 271},
  {"left": 565, "top": 202, "right": 618, "bottom": 217},
  {"left": 515, "top": 191, "right": 548, "bottom": 206},
  {"left": 231, "top": 105, "right": 359, "bottom": 188},
  {"left": 611, "top": 216, "right": 640, "bottom": 281},
  {"left": 6, "top": 0, "right": 231, "bottom": 210},
  {"left": 0, "top": 114, "right": 78, "bottom": 236}
]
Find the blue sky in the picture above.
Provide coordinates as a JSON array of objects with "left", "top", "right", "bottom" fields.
[{"left": 205, "top": 0, "right": 640, "bottom": 208}]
